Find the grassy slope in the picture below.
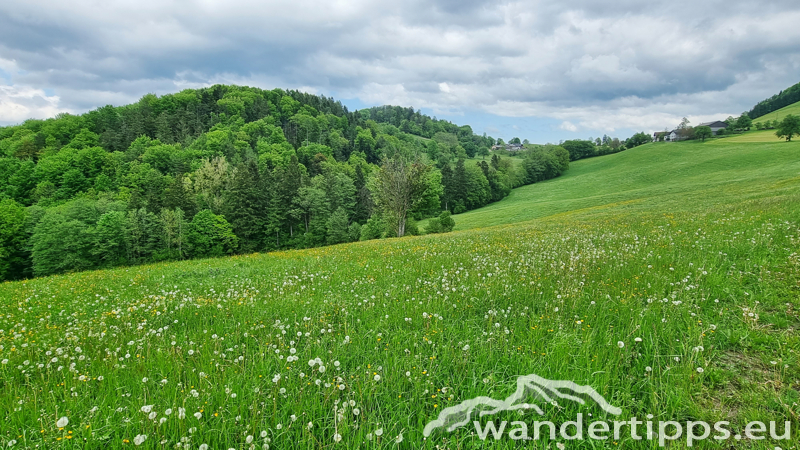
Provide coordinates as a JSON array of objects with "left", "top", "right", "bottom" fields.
[
  {"left": 753, "top": 100, "right": 800, "bottom": 125},
  {"left": 0, "top": 140, "right": 798, "bottom": 448},
  {"left": 452, "top": 139, "right": 800, "bottom": 230},
  {"left": 722, "top": 130, "right": 786, "bottom": 143}
]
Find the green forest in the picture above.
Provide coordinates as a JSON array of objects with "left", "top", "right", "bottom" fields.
[
  {"left": 0, "top": 85, "right": 575, "bottom": 281},
  {"left": 748, "top": 80, "right": 800, "bottom": 119}
]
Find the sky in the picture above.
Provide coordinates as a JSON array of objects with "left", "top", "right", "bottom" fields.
[{"left": 1, "top": 0, "right": 799, "bottom": 143}]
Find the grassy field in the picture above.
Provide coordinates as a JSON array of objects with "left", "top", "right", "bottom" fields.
[
  {"left": 721, "top": 130, "right": 786, "bottom": 143},
  {"left": 752, "top": 100, "right": 800, "bottom": 126},
  {"left": 0, "top": 141, "right": 799, "bottom": 449},
  {"left": 450, "top": 139, "right": 800, "bottom": 230}
]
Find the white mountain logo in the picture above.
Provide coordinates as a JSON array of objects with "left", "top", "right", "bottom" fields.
[{"left": 423, "top": 373, "right": 622, "bottom": 437}]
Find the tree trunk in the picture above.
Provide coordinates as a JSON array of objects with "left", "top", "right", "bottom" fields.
[{"left": 398, "top": 215, "right": 406, "bottom": 237}]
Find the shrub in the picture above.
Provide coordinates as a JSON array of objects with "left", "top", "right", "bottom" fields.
[
  {"left": 438, "top": 211, "right": 455, "bottom": 232},
  {"left": 425, "top": 217, "right": 442, "bottom": 234}
]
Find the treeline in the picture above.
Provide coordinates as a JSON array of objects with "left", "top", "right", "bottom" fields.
[
  {"left": 556, "top": 132, "right": 650, "bottom": 162},
  {"left": 362, "top": 105, "right": 495, "bottom": 157},
  {"left": 0, "top": 85, "right": 570, "bottom": 280},
  {"left": 748, "top": 81, "right": 800, "bottom": 120}
]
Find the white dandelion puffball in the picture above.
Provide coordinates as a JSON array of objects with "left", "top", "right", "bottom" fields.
[
  {"left": 141, "top": 405, "right": 154, "bottom": 413},
  {"left": 373, "top": 374, "right": 381, "bottom": 382},
  {"left": 617, "top": 341, "right": 625, "bottom": 348},
  {"left": 56, "top": 417, "right": 69, "bottom": 428},
  {"left": 194, "top": 412, "right": 202, "bottom": 420},
  {"left": 375, "top": 428, "right": 383, "bottom": 437},
  {"left": 199, "top": 445, "right": 209, "bottom": 450},
  {"left": 696, "top": 367, "right": 704, "bottom": 373},
  {"left": 133, "top": 434, "right": 147, "bottom": 446},
  {"left": 333, "top": 434, "right": 342, "bottom": 443}
]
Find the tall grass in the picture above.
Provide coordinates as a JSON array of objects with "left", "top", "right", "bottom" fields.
[{"left": 0, "top": 141, "right": 798, "bottom": 449}]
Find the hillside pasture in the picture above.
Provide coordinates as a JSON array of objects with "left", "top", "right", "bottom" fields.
[
  {"left": 0, "top": 139, "right": 798, "bottom": 448},
  {"left": 449, "top": 139, "right": 800, "bottom": 230}
]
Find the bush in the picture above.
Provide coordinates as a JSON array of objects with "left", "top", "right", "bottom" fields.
[
  {"left": 425, "top": 211, "right": 455, "bottom": 234},
  {"left": 360, "top": 215, "right": 385, "bottom": 241},
  {"left": 425, "top": 217, "right": 442, "bottom": 234},
  {"left": 438, "top": 211, "right": 455, "bottom": 232}
]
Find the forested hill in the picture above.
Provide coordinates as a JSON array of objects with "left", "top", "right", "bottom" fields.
[
  {"left": 0, "top": 85, "right": 571, "bottom": 281},
  {"left": 0, "top": 86, "right": 493, "bottom": 163},
  {"left": 747, "top": 81, "right": 800, "bottom": 119}
]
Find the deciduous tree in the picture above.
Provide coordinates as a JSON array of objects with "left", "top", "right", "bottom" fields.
[
  {"left": 694, "top": 126, "right": 712, "bottom": 142},
  {"left": 776, "top": 114, "right": 800, "bottom": 142},
  {"left": 368, "top": 156, "right": 436, "bottom": 237}
]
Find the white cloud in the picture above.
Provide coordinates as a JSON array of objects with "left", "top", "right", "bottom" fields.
[
  {"left": 0, "top": 84, "right": 68, "bottom": 124},
  {"left": 559, "top": 121, "right": 578, "bottom": 132},
  {"left": 0, "top": 0, "right": 799, "bottom": 139}
]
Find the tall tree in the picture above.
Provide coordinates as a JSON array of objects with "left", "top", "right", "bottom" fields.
[
  {"left": 92, "top": 210, "right": 129, "bottom": 267},
  {"left": 440, "top": 163, "right": 454, "bottom": 211},
  {"left": 224, "top": 160, "right": 268, "bottom": 252},
  {"left": 326, "top": 207, "right": 351, "bottom": 245},
  {"left": 0, "top": 199, "right": 28, "bottom": 280},
  {"left": 268, "top": 154, "right": 304, "bottom": 247},
  {"left": 163, "top": 174, "right": 197, "bottom": 218},
  {"left": 193, "top": 157, "right": 232, "bottom": 214},
  {"left": 368, "top": 156, "right": 436, "bottom": 237}
]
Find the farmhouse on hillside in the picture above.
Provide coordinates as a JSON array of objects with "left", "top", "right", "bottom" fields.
[
  {"left": 697, "top": 120, "right": 728, "bottom": 135},
  {"left": 666, "top": 130, "right": 679, "bottom": 141}
]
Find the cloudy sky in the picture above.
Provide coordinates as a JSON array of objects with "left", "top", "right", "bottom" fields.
[{"left": 1, "top": 0, "right": 799, "bottom": 142}]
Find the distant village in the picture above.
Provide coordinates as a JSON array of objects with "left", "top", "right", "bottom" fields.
[{"left": 491, "top": 143, "right": 525, "bottom": 152}]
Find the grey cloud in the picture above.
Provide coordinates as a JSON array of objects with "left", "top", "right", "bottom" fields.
[{"left": 0, "top": 0, "right": 799, "bottom": 135}]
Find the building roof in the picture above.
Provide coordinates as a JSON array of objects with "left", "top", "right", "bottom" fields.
[{"left": 698, "top": 121, "right": 727, "bottom": 128}]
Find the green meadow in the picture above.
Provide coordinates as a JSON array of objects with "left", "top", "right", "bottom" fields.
[
  {"left": 449, "top": 139, "right": 800, "bottom": 230},
  {"left": 1, "top": 139, "right": 799, "bottom": 449}
]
